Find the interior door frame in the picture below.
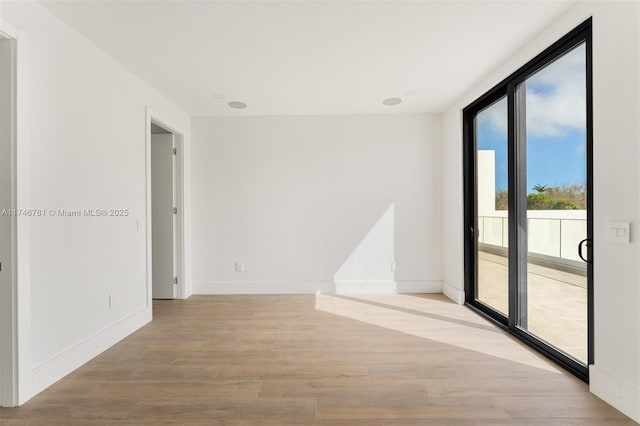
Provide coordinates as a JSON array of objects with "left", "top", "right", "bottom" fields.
[
  {"left": 0, "top": 20, "right": 32, "bottom": 407},
  {"left": 0, "top": 27, "right": 18, "bottom": 409},
  {"left": 463, "top": 18, "right": 593, "bottom": 381},
  {"left": 145, "top": 108, "right": 186, "bottom": 303}
]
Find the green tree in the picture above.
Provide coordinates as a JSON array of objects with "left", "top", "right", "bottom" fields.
[
  {"left": 546, "top": 183, "right": 585, "bottom": 209},
  {"left": 551, "top": 199, "right": 578, "bottom": 210},
  {"left": 532, "top": 184, "right": 549, "bottom": 193},
  {"left": 527, "top": 192, "right": 553, "bottom": 209},
  {"left": 495, "top": 183, "right": 586, "bottom": 211},
  {"left": 495, "top": 189, "right": 508, "bottom": 210}
]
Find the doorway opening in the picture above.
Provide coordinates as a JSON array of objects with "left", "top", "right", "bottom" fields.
[{"left": 148, "top": 118, "right": 185, "bottom": 301}]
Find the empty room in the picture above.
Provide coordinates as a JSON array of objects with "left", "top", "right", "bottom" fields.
[{"left": 0, "top": 0, "right": 638, "bottom": 424}]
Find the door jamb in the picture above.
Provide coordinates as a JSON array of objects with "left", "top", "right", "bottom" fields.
[{"left": 0, "top": 20, "right": 32, "bottom": 407}]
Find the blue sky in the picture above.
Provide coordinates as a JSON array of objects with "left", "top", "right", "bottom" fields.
[{"left": 477, "top": 44, "right": 586, "bottom": 193}]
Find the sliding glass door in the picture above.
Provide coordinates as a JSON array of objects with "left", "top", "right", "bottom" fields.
[
  {"left": 464, "top": 20, "right": 592, "bottom": 379},
  {"left": 475, "top": 96, "right": 509, "bottom": 316},
  {"left": 518, "top": 42, "right": 589, "bottom": 364}
]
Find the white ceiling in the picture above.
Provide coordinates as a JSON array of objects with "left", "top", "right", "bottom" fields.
[{"left": 39, "top": 1, "right": 576, "bottom": 116}]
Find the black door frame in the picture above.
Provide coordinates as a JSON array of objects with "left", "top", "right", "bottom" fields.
[{"left": 463, "top": 18, "right": 593, "bottom": 382}]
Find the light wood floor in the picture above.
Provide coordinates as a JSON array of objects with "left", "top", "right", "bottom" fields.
[{"left": 0, "top": 294, "right": 634, "bottom": 425}]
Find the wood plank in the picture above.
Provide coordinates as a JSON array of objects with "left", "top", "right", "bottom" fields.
[
  {"left": 127, "top": 397, "right": 317, "bottom": 421},
  {"left": 0, "top": 294, "right": 634, "bottom": 425}
]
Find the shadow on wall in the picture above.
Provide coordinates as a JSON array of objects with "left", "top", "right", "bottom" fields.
[{"left": 332, "top": 203, "right": 396, "bottom": 293}]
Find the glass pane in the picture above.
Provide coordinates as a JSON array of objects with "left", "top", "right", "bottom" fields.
[
  {"left": 520, "top": 43, "right": 587, "bottom": 363},
  {"left": 475, "top": 97, "right": 509, "bottom": 316}
]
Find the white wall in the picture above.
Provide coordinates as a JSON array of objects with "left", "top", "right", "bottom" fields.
[
  {"left": 191, "top": 114, "right": 441, "bottom": 295},
  {"left": 441, "top": 1, "right": 640, "bottom": 421},
  {"left": 1, "top": 1, "right": 191, "bottom": 401}
]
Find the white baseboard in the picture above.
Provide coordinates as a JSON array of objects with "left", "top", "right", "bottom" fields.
[
  {"left": 396, "top": 280, "right": 442, "bottom": 293},
  {"left": 334, "top": 280, "right": 398, "bottom": 294},
  {"left": 193, "top": 280, "right": 442, "bottom": 295},
  {"left": 442, "top": 281, "right": 465, "bottom": 305},
  {"left": 30, "top": 306, "right": 152, "bottom": 397},
  {"left": 193, "top": 280, "right": 331, "bottom": 294},
  {"left": 590, "top": 365, "right": 640, "bottom": 423}
]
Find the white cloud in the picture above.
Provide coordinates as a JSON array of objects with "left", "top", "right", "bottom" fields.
[
  {"left": 525, "top": 43, "right": 586, "bottom": 138},
  {"left": 477, "top": 96, "right": 507, "bottom": 136},
  {"left": 477, "top": 43, "right": 586, "bottom": 139}
]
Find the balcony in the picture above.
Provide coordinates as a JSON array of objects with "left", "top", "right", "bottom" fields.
[{"left": 477, "top": 213, "right": 588, "bottom": 363}]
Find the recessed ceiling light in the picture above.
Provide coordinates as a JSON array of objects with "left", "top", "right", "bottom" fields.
[
  {"left": 382, "top": 97, "right": 402, "bottom": 106},
  {"left": 228, "top": 101, "right": 247, "bottom": 109}
]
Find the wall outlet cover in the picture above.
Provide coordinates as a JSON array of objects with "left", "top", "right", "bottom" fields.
[{"left": 606, "top": 221, "right": 630, "bottom": 244}]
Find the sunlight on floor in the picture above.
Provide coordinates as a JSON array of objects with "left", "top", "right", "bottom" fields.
[{"left": 314, "top": 293, "right": 563, "bottom": 374}]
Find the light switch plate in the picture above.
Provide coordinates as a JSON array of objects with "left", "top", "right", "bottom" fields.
[{"left": 606, "top": 221, "right": 630, "bottom": 243}]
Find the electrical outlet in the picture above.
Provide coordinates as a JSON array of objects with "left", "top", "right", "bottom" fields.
[
  {"left": 235, "top": 262, "right": 245, "bottom": 272},
  {"left": 390, "top": 260, "right": 397, "bottom": 271}
]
